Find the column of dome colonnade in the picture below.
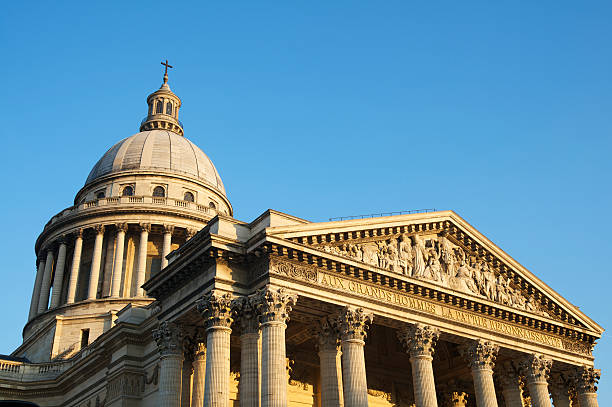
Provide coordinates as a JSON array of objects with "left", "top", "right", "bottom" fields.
[{"left": 28, "top": 222, "right": 187, "bottom": 319}]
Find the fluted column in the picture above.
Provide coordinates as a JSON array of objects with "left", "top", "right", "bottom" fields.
[
  {"left": 196, "top": 291, "right": 233, "bottom": 407},
  {"left": 49, "top": 238, "right": 67, "bottom": 308},
  {"left": 135, "top": 223, "right": 150, "bottom": 297},
  {"left": 338, "top": 306, "right": 373, "bottom": 407},
  {"left": 397, "top": 323, "right": 440, "bottom": 407},
  {"left": 38, "top": 249, "right": 55, "bottom": 313},
  {"left": 111, "top": 223, "right": 127, "bottom": 298},
  {"left": 253, "top": 286, "right": 298, "bottom": 407},
  {"left": 317, "top": 317, "right": 344, "bottom": 407},
  {"left": 182, "top": 354, "right": 193, "bottom": 407},
  {"left": 571, "top": 366, "right": 600, "bottom": 407},
  {"left": 497, "top": 361, "right": 524, "bottom": 407},
  {"left": 461, "top": 340, "right": 499, "bottom": 407},
  {"left": 87, "top": 225, "right": 105, "bottom": 300},
  {"left": 520, "top": 354, "right": 552, "bottom": 407},
  {"left": 550, "top": 374, "right": 571, "bottom": 407},
  {"left": 153, "top": 321, "right": 184, "bottom": 407},
  {"left": 191, "top": 338, "right": 207, "bottom": 407},
  {"left": 233, "top": 296, "right": 261, "bottom": 407},
  {"left": 161, "top": 225, "right": 174, "bottom": 269},
  {"left": 29, "top": 253, "right": 46, "bottom": 319},
  {"left": 66, "top": 229, "right": 83, "bottom": 304}
]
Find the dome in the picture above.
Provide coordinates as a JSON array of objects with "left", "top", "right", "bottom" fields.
[{"left": 85, "top": 130, "right": 226, "bottom": 195}]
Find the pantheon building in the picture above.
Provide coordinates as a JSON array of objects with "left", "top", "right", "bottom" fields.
[{"left": 0, "top": 69, "right": 603, "bottom": 407}]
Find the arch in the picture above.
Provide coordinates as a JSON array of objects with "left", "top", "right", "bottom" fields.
[
  {"left": 153, "top": 186, "right": 166, "bottom": 197},
  {"left": 156, "top": 100, "right": 164, "bottom": 114},
  {"left": 121, "top": 185, "right": 134, "bottom": 196},
  {"left": 166, "top": 102, "right": 173, "bottom": 115},
  {"left": 184, "top": 192, "right": 195, "bottom": 202}
]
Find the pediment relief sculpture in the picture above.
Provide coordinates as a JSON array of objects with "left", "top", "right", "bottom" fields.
[{"left": 314, "top": 233, "right": 549, "bottom": 317}]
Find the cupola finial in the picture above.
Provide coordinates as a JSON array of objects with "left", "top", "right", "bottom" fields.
[{"left": 139, "top": 61, "right": 184, "bottom": 135}]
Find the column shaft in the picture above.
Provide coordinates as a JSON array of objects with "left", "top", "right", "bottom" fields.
[
  {"left": 240, "top": 332, "right": 260, "bottom": 407},
  {"left": 159, "top": 354, "right": 183, "bottom": 406},
  {"left": 521, "top": 354, "right": 552, "bottom": 407},
  {"left": 135, "top": 224, "right": 149, "bottom": 297},
  {"left": 319, "top": 348, "right": 343, "bottom": 407},
  {"left": 66, "top": 232, "right": 83, "bottom": 304},
  {"left": 261, "top": 321, "right": 287, "bottom": 407},
  {"left": 49, "top": 241, "right": 67, "bottom": 308},
  {"left": 341, "top": 339, "right": 368, "bottom": 407},
  {"left": 28, "top": 255, "right": 46, "bottom": 319},
  {"left": 181, "top": 359, "right": 192, "bottom": 407},
  {"left": 462, "top": 340, "right": 499, "bottom": 407},
  {"left": 410, "top": 355, "right": 438, "bottom": 407},
  {"left": 472, "top": 368, "right": 499, "bottom": 407},
  {"left": 87, "top": 226, "right": 105, "bottom": 300},
  {"left": 161, "top": 226, "right": 173, "bottom": 269},
  {"left": 191, "top": 343, "right": 206, "bottom": 407},
  {"left": 111, "top": 226, "right": 126, "bottom": 297},
  {"left": 203, "top": 326, "right": 232, "bottom": 407},
  {"left": 38, "top": 249, "right": 55, "bottom": 313},
  {"left": 577, "top": 393, "right": 598, "bottom": 407},
  {"left": 501, "top": 385, "right": 524, "bottom": 407}
]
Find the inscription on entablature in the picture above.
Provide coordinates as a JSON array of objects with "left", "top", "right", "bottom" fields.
[
  {"left": 311, "top": 232, "right": 549, "bottom": 318},
  {"left": 269, "top": 259, "right": 589, "bottom": 355}
]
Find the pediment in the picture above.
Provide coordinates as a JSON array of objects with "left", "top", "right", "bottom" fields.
[{"left": 263, "top": 210, "right": 603, "bottom": 337}]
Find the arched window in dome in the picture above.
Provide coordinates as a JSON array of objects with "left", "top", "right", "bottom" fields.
[
  {"left": 208, "top": 201, "right": 216, "bottom": 210},
  {"left": 166, "top": 102, "right": 173, "bottom": 116},
  {"left": 96, "top": 190, "right": 105, "bottom": 199},
  {"left": 153, "top": 186, "right": 166, "bottom": 197},
  {"left": 156, "top": 100, "right": 164, "bottom": 114},
  {"left": 148, "top": 103, "right": 153, "bottom": 115},
  {"left": 122, "top": 186, "right": 134, "bottom": 196},
  {"left": 184, "top": 192, "right": 194, "bottom": 202}
]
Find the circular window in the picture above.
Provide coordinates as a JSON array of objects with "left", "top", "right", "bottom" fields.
[
  {"left": 153, "top": 186, "right": 166, "bottom": 197},
  {"left": 122, "top": 186, "right": 134, "bottom": 196},
  {"left": 184, "top": 192, "right": 195, "bottom": 202}
]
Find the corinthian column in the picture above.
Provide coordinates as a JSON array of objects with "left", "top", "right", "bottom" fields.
[
  {"left": 153, "top": 321, "right": 184, "bottom": 407},
  {"left": 111, "top": 223, "right": 127, "bottom": 298},
  {"left": 38, "top": 249, "right": 55, "bottom": 313},
  {"left": 338, "top": 306, "right": 373, "bottom": 407},
  {"left": 233, "top": 296, "right": 261, "bottom": 407},
  {"left": 29, "top": 253, "right": 46, "bottom": 319},
  {"left": 317, "top": 317, "right": 344, "bottom": 407},
  {"left": 135, "top": 223, "right": 150, "bottom": 297},
  {"left": 461, "top": 339, "right": 499, "bottom": 407},
  {"left": 50, "top": 237, "right": 67, "bottom": 308},
  {"left": 161, "top": 224, "right": 174, "bottom": 269},
  {"left": 66, "top": 229, "right": 83, "bottom": 304},
  {"left": 191, "top": 338, "right": 207, "bottom": 407},
  {"left": 549, "top": 373, "right": 571, "bottom": 407},
  {"left": 87, "top": 225, "right": 105, "bottom": 300},
  {"left": 252, "top": 286, "right": 298, "bottom": 407},
  {"left": 397, "top": 323, "right": 440, "bottom": 407},
  {"left": 497, "top": 361, "right": 524, "bottom": 407},
  {"left": 520, "top": 354, "right": 552, "bottom": 407},
  {"left": 196, "top": 291, "right": 234, "bottom": 407},
  {"left": 571, "top": 366, "right": 601, "bottom": 407}
]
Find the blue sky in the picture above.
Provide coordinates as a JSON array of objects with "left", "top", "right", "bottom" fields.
[{"left": 1, "top": 0, "right": 610, "bottom": 402}]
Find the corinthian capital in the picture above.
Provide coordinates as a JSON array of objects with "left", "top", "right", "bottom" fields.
[
  {"left": 139, "top": 223, "right": 151, "bottom": 233},
  {"left": 232, "top": 295, "right": 259, "bottom": 334},
  {"left": 115, "top": 223, "right": 128, "bottom": 233},
  {"left": 496, "top": 360, "right": 521, "bottom": 389},
  {"left": 397, "top": 323, "right": 439, "bottom": 358},
  {"left": 571, "top": 365, "right": 601, "bottom": 394},
  {"left": 252, "top": 286, "right": 297, "bottom": 325},
  {"left": 153, "top": 321, "right": 183, "bottom": 356},
  {"left": 549, "top": 373, "right": 570, "bottom": 399},
  {"left": 460, "top": 339, "right": 499, "bottom": 370},
  {"left": 520, "top": 353, "right": 552, "bottom": 384},
  {"left": 316, "top": 316, "right": 340, "bottom": 352},
  {"left": 337, "top": 306, "right": 373, "bottom": 342},
  {"left": 196, "top": 291, "right": 233, "bottom": 330}
]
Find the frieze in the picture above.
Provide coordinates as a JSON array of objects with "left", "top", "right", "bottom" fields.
[
  {"left": 312, "top": 232, "right": 549, "bottom": 318},
  {"left": 269, "top": 259, "right": 590, "bottom": 355}
]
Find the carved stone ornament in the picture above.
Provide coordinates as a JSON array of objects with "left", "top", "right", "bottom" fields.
[
  {"left": 549, "top": 373, "right": 570, "bottom": 398},
  {"left": 397, "top": 323, "right": 440, "bottom": 358},
  {"left": 94, "top": 224, "right": 106, "bottom": 234},
  {"left": 337, "top": 306, "right": 374, "bottom": 342},
  {"left": 139, "top": 223, "right": 151, "bottom": 233},
  {"left": 196, "top": 290, "right": 233, "bottom": 330},
  {"left": 316, "top": 316, "right": 340, "bottom": 351},
  {"left": 232, "top": 295, "right": 260, "bottom": 334},
  {"left": 520, "top": 353, "right": 552, "bottom": 384},
  {"left": 115, "top": 223, "right": 128, "bottom": 233},
  {"left": 252, "top": 286, "right": 298, "bottom": 325},
  {"left": 460, "top": 339, "right": 499, "bottom": 370},
  {"left": 162, "top": 224, "right": 175, "bottom": 234},
  {"left": 571, "top": 365, "right": 601, "bottom": 394},
  {"left": 314, "top": 232, "right": 548, "bottom": 317},
  {"left": 448, "top": 391, "right": 468, "bottom": 407},
  {"left": 152, "top": 321, "right": 183, "bottom": 356}
]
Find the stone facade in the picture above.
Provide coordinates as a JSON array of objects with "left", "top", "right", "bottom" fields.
[{"left": 0, "top": 73, "right": 603, "bottom": 407}]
